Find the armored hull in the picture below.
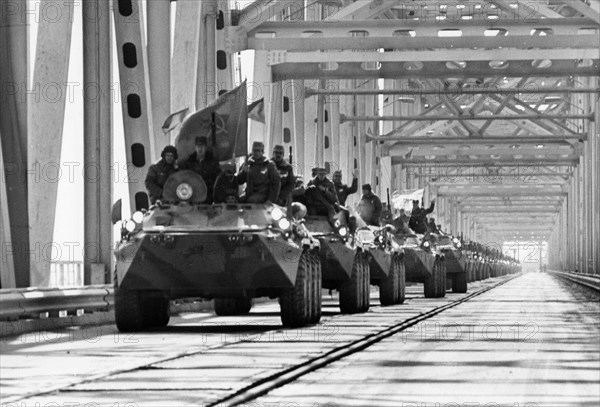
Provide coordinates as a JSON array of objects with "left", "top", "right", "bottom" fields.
[{"left": 115, "top": 230, "right": 303, "bottom": 297}]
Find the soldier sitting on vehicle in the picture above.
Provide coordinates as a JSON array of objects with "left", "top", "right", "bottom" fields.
[
  {"left": 181, "top": 136, "right": 221, "bottom": 204},
  {"left": 357, "top": 184, "right": 383, "bottom": 226},
  {"left": 145, "top": 145, "right": 178, "bottom": 205},
  {"left": 213, "top": 162, "right": 239, "bottom": 204},
  {"left": 270, "top": 144, "right": 295, "bottom": 207},
  {"left": 237, "top": 141, "right": 281, "bottom": 204},
  {"left": 291, "top": 175, "right": 308, "bottom": 206},
  {"left": 427, "top": 217, "right": 440, "bottom": 234},
  {"left": 408, "top": 199, "right": 435, "bottom": 234},
  {"left": 332, "top": 169, "right": 359, "bottom": 207},
  {"left": 305, "top": 167, "right": 339, "bottom": 222},
  {"left": 391, "top": 209, "right": 413, "bottom": 235}
]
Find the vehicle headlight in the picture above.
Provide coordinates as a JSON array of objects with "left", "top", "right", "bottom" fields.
[
  {"left": 125, "top": 220, "right": 136, "bottom": 232},
  {"left": 132, "top": 211, "right": 144, "bottom": 224},
  {"left": 338, "top": 226, "right": 348, "bottom": 237},
  {"left": 271, "top": 207, "right": 284, "bottom": 221},
  {"left": 423, "top": 241, "right": 430, "bottom": 248},
  {"left": 176, "top": 183, "right": 193, "bottom": 201},
  {"left": 278, "top": 218, "right": 291, "bottom": 230}
]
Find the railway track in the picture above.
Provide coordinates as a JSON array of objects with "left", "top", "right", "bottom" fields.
[{"left": 1, "top": 274, "right": 522, "bottom": 407}]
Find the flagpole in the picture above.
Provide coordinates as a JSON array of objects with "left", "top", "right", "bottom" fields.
[
  {"left": 232, "top": 81, "right": 247, "bottom": 162},
  {"left": 211, "top": 112, "right": 217, "bottom": 147}
]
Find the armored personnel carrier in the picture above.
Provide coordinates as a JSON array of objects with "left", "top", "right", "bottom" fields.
[
  {"left": 303, "top": 212, "right": 372, "bottom": 314},
  {"left": 113, "top": 171, "right": 322, "bottom": 331},
  {"left": 436, "top": 235, "right": 467, "bottom": 293},
  {"left": 397, "top": 234, "right": 447, "bottom": 298},
  {"left": 360, "top": 226, "right": 406, "bottom": 306}
]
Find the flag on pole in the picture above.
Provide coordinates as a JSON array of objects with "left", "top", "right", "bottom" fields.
[
  {"left": 247, "top": 98, "right": 265, "bottom": 123},
  {"left": 161, "top": 108, "right": 189, "bottom": 134},
  {"left": 175, "top": 81, "right": 248, "bottom": 163}
]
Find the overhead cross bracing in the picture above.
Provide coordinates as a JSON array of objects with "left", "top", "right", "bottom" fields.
[{"left": 229, "top": 0, "right": 597, "bottom": 272}]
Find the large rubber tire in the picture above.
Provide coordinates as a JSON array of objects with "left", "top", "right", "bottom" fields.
[
  {"left": 308, "top": 251, "right": 322, "bottom": 324},
  {"left": 379, "top": 255, "right": 399, "bottom": 306},
  {"left": 424, "top": 257, "right": 446, "bottom": 298},
  {"left": 114, "top": 287, "right": 145, "bottom": 332},
  {"left": 452, "top": 273, "right": 468, "bottom": 293},
  {"left": 396, "top": 255, "right": 406, "bottom": 304},
  {"left": 340, "top": 252, "right": 370, "bottom": 314},
  {"left": 214, "top": 297, "right": 252, "bottom": 316},
  {"left": 280, "top": 250, "right": 312, "bottom": 327},
  {"left": 142, "top": 291, "right": 171, "bottom": 328}
]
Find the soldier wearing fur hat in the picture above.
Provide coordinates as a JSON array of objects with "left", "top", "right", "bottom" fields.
[
  {"left": 182, "top": 136, "right": 222, "bottom": 204},
  {"left": 145, "top": 145, "right": 179, "bottom": 204},
  {"left": 332, "top": 169, "right": 359, "bottom": 206},
  {"left": 270, "top": 144, "right": 295, "bottom": 206},
  {"left": 237, "top": 141, "right": 281, "bottom": 204},
  {"left": 357, "top": 184, "right": 383, "bottom": 226}
]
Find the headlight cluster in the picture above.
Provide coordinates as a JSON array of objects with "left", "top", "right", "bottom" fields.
[
  {"left": 121, "top": 211, "right": 144, "bottom": 238},
  {"left": 270, "top": 206, "right": 291, "bottom": 232},
  {"left": 422, "top": 241, "right": 430, "bottom": 248}
]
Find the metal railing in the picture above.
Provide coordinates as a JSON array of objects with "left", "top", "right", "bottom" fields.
[
  {"left": 49, "top": 261, "right": 84, "bottom": 287},
  {"left": 548, "top": 270, "right": 600, "bottom": 292}
]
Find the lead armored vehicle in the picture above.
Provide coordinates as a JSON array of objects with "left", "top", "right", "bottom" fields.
[{"left": 113, "top": 171, "right": 321, "bottom": 331}]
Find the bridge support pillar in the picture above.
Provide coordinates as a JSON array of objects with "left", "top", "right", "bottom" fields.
[
  {"left": 0, "top": 2, "right": 29, "bottom": 287},
  {"left": 83, "top": 0, "right": 112, "bottom": 284}
]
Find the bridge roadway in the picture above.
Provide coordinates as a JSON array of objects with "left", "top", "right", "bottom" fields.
[{"left": 1, "top": 273, "right": 598, "bottom": 407}]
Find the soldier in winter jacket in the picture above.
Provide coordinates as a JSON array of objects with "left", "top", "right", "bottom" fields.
[
  {"left": 145, "top": 145, "right": 178, "bottom": 204},
  {"left": 237, "top": 141, "right": 281, "bottom": 204}
]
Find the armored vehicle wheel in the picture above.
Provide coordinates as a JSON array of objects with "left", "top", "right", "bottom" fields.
[
  {"left": 114, "top": 287, "right": 145, "bottom": 332},
  {"left": 340, "top": 252, "right": 370, "bottom": 314},
  {"left": 396, "top": 255, "right": 406, "bottom": 304},
  {"left": 280, "top": 249, "right": 313, "bottom": 328},
  {"left": 214, "top": 297, "right": 252, "bottom": 316},
  {"left": 308, "top": 251, "right": 322, "bottom": 324},
  {"left": 142, "top": 291, "right": 171, "bottom": 328},
  {"left": 379, "top": 256, "right": 400, "bottom": 306},
  {"left": 424, "top": 257, "right": 446, "bottom": 298},
  {"left": 452, "top": 273, "right": 468, "bottom": 293}
]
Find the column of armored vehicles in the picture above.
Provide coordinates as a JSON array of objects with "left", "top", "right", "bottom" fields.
[{"left": 112, "top": 171, "right": 521, "bottom": 332}]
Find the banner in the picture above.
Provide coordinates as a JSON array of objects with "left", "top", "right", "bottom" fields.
[
  {"left": 391, "top": 189, "right": 424, "bottom": 212},
  {"left": 175, "top": 81, "right": 248, "bottom": 163}
]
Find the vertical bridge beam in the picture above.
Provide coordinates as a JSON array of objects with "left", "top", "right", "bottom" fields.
[
  {"left": 28, "top": 0, "right": 73, "bottom": 286},
  {"left": 0, "top": 0, "right": 30, "bottom": 287},
  {"left": 112, "top": 0, "right": 155, "bottom": 214},
  {"left": 83, "top": 0, "right": 112, "bottom": 285}
]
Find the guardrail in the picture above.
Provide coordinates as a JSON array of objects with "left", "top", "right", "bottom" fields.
[
  {"left": 0, "top": 285, "right": 111, "bottom": 321},
  {"left": 548, "top": 270, "right": 600, "bottom": 292}
]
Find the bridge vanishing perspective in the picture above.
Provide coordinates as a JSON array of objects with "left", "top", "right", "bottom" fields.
[{"left": 0, "top": 1, "right": 599, "bottom": 406}]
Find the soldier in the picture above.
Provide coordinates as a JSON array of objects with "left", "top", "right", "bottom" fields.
[
  {"left": 237, "top": 141, "right": 281, "bottom": 204},
  {"left": 270, "top": 144, "right": 295, "bottom": 206},
  {"left": 408, "top": 199, "right": 435, "bottom": 234},
  {"left": 182, "top": 136, "right": 222, "bottom": 204},
  {"left": 213, "top": 162, "right": 239, "bottom": 203},
  {"left": 427, "top": 217, "right": 440, "bottom": 234},
  {"left": 357, "top": 184, "right": 383, "bottom": 226},
  {"left": 305, "top": 167, "right": 339, "bottom": 220},
  {"left": 145, "top": 145, "right": 178, "bottom": 204},
  {"left": 332, "top": 169, "right": 359, "bottom": 206},
  {"left": 291, "top": 175, "right": 308, "bottom": 206}
]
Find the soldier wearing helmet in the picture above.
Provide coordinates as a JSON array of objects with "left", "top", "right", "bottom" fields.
[{"left": 145, "top": 145, "right": 178, "bottom": 204}]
